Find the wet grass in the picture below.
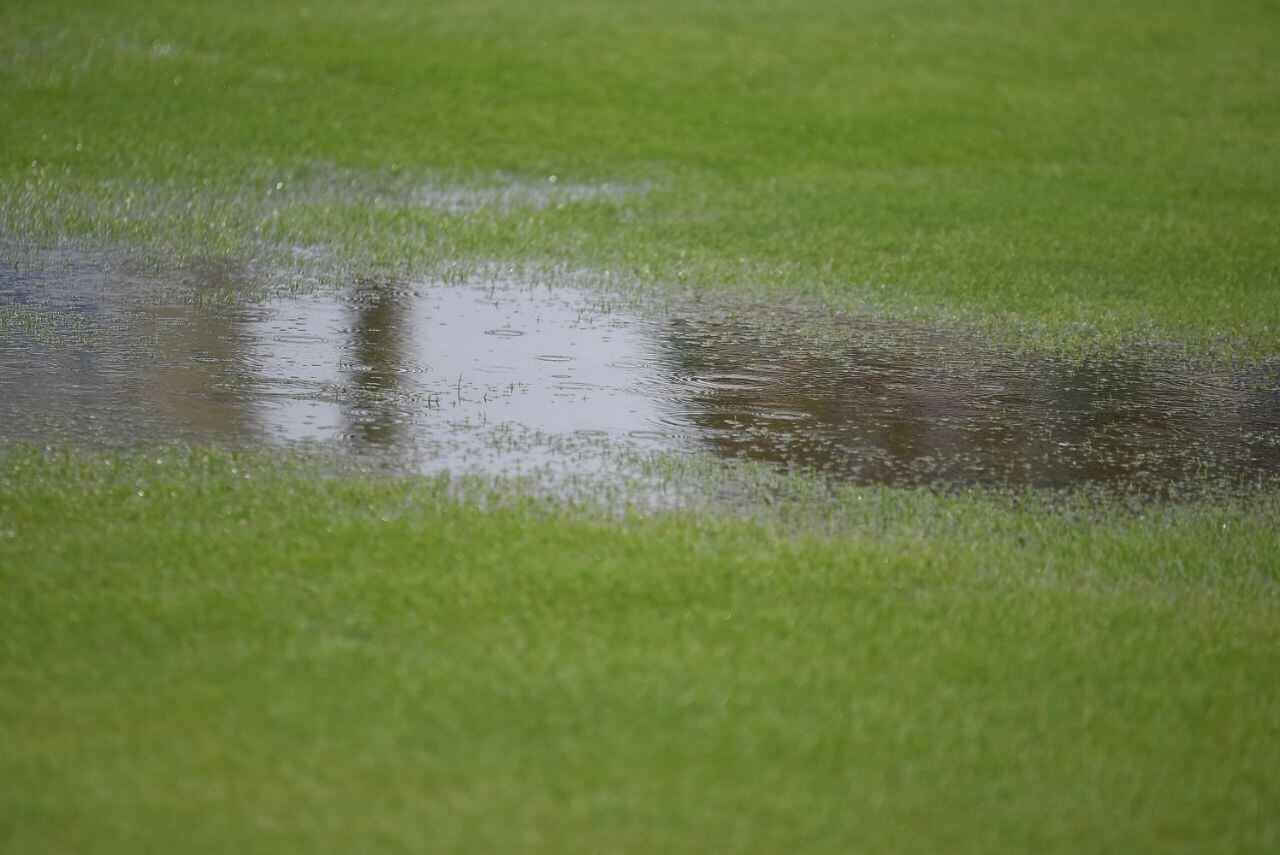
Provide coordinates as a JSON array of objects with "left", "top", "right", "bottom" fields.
[
  {"left": 0, "top": 302, "right": 99, "bottom": 348},
  {"left": 4, "top": 2, "right": 1280, "bottom": 849},
  {"left": 3, "top": 0, "right": 1279, "bottom": 356},
  {"left": 2, "top": 448, "right": 1278, "bottom": 853},
  {"left": 8, "top": 260, "right": 1278, "bottom": 493}
]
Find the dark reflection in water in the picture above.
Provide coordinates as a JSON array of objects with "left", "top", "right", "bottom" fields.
[
  {"left": 346, "top": 287, "right": 409, "bottom": 447},
  {"left": 657, "top": 312, "right": 1280, "bottom": 493},
  {"left": 2, "top": 257, "right": 1278, "bottom": 495}
]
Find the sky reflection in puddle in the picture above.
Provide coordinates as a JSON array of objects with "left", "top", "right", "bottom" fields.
[{"left": 3, "top": 263, "right": 1279, "bottom": 495}]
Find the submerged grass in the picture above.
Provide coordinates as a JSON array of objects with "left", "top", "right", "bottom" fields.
[
  {"left": 1, "top": 448, "right": 1278, "bottom": 852},
  {"left": 5, "top": 1, "right": 1280, "bottom": 849},
  {"left": 3, "top": 0, "right": 1279, "bottom": 356}
]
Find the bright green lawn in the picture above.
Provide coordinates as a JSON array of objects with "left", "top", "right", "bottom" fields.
[
  {"left": 4, "top": 2, "right": 1280, "bottom": 850},
  {"left": 3, "top": 0, "right": 1279, "bottom": 353},
  {"left": 1, "top": 450, "right": 1278, "bottom": 853}
]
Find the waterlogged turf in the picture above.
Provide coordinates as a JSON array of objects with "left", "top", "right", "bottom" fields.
[
  {"left": 4, "top": 0, "right": 1280, "bottom": 851},
  {"left": 3, "top": 0, "right": 1279, "bottom": 354},
  {"left": 4, "top": 255, "right": 1279, "bottom": 494}
]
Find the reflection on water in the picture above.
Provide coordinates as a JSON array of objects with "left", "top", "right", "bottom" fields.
[
  {"left": 658, "top": 312, "right": 1280, "bottom": 492},
  {"left": 0, "top": 266, "right": 686, "bottom": 477},
  {"left": 2, "top": 259, "right": 1278, "bottom": 495}
]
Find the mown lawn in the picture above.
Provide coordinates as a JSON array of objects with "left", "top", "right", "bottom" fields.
[
  {"left": 1, "top": 451, "right": 1278, "bottom": 852},
  {"left": 3, "top": 1, "right": 1280, "bottom": 850},
  {"left": 3, "top": 0, "right": 1278, "bottom": 353}
]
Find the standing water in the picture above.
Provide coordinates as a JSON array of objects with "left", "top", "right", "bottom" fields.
[{"left": 2, "top": 256, "right": 1278, "bottom": 495}]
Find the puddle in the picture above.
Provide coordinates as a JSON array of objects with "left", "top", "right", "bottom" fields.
[
  {"left": 657, "top": 312, "right": 1280, "bottom": 494},
  {"left": 2, "top": 257, "right": 1279, "bottom": 496}
]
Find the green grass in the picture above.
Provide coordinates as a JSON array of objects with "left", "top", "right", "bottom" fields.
[
  {"left": 5, "top": 2, "right": 1280, "bottom": 850},
  {"left": 1, "top": 449, "right": 1278, "bottom": 853},
  {"left": 3, "top": 0, "right": 1279, "bottom": 355}
]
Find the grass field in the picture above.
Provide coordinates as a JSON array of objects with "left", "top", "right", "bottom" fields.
[
  {"left": 3, "top": 0, "right": 1280, "bottom": 851},
  {"left": 4, "top": 0, "right": 1279, "bottom": 354},
  {"left": 2, "top": 450, "right": 1278, "bottom": 852}
]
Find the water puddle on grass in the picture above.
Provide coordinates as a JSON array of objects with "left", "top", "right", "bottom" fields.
[{"left": 2, "top": 256, "right": 1279, "bottom": 495}]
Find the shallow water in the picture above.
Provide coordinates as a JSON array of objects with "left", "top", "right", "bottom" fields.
[{"left": 3, "top": 256, "right": 1279, "bottom": 495}]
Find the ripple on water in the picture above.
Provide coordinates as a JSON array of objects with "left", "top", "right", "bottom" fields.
[
  {"left": 2, "top": 256, "right": 1278, "bottom": 496},
  {"left": 273, "top": 334, "right": 328, "bottom": 345}
]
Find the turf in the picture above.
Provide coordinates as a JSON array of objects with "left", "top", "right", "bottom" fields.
[
  {"left": 4, "top": 2, "right": 1280, "bottom": 850},
  {"left": 1, "top": 450, "right": 1278, "bottom": 853},
  {"left": 3, "top": 0, "right": 1279, "bottom": 354}
]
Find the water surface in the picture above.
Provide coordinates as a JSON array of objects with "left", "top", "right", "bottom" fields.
[{"left": 3, "top": 257, "right": 1278, "bottom": 495}]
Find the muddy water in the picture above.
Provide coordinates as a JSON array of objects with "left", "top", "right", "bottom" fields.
[
  {"left": 3, "top": 259, "right": 1278, "bottom": 494},
  {"left": 659, "top": 314, "right": 1280, "bottom": 493}
]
